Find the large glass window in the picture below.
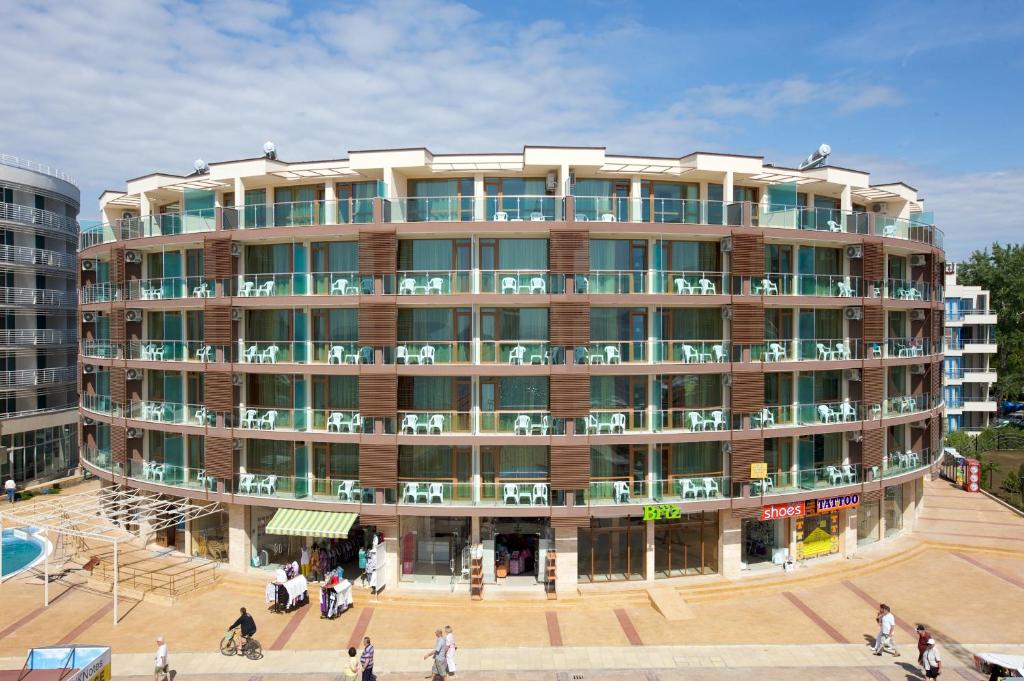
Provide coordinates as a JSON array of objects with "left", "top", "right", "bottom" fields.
[
  {"left": 407, "top": 179, "right": 473, "bottom": 222},
  {"left": 657, "top": 240, "right": 719, "bottom": 272},
  {"left": 857, "top": 500, "right": 881, "bottom": 546},
  {"left": 245, "top": 243, "right": 292, "bottom": 274},
  {"left": 642, "top": 182, "right": 700, "bottom": 223},
  {"left": 884, "top": 485, "right": 904, "bottom": 537},
  {"left": 578, "top": 517, "right": 646, "bottom": 582},
  {"left": 399, "top": 515, "right": 472, "bottom": 582},
  {"left": 654, "top": 512, "right": 719, "bottom": 577},
  {"left": 479, "top": 238, "right": 548, "bottom": 270}
]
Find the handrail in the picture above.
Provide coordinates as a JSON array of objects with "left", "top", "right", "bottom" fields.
[
  {"left": 0, "top": 366, "right": 76, "bottom": 387},
  {"left": 0, "top": 202, "right": 79, "bottom": 236},
  {"left": 0, "top": 243, "right": 76, "bottom": 269},
  {"left": 0, "top": 154, "right": 76, "bottom": 184}
]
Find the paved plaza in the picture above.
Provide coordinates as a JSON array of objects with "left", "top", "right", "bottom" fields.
[{"left": 1, "top": 476, "right": 1023, "bottom": 679}]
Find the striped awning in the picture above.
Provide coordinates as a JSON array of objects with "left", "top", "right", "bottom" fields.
[{"left": 264, "top": 509, "right": 358, "bottom": 539}]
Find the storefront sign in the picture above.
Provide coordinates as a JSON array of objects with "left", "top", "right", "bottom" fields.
[
  {"left": 760, "top": 501, "right": 804, "bottom": 521},
  {"left": 796, "top": 512, "right": 840, "bottom": 560},
  {"left": 643, "top": 504, "right": 682, "bottom": 521},
  {"left": 749, "top": 462, "right": 768, "bottom": 479},
  {"left": 812, "top": 494, "right": 860, "bottom": 514}
]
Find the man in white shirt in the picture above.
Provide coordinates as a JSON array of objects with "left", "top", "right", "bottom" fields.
[
  {"left": 5, "top": 478, "right": 15, "bottom": 504},
  {"left": 873, "top": 603, "right": 900, "bottom": 657},
  {"left": 922, "top": 638, "right": 941, "bottom": 678},
  {"left": 154, "top": 636, "right": 168, "bottom": 681}
]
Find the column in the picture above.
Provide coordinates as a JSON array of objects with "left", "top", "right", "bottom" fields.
[
  {"left": 554, "top": 526, "right": 578, "bottom": 593},
  {"left": 323, "top": 181, "right": 336, "bottom": 225},
  {"left": 843, "top": 508, "right": 857, "bottom": 557},
  {"left": 645, "top": 519, "right": 656, "bottom": 582},
  {"left": 840, "top": 185, "right": 852, "bottom": 213},
  {"left": 383, "top": 536, "right": 400, "bottom": 590},
  {"left": 227, "top": 502, "right": 251, "bottom": 572},
  {"left": 630, "top": 175, "right": 642, "bottom": 222},
  {"left": 471, "top": 516, "right": 481, "bottom": 545},
  {"left": 183, "top": 511, "right": 194, "bottom": 558},
  {"left": 473, "top": 174, "right": 485, "bottom": 221},
  {"left": 723, "top": 172, "right": 734, "bottom": 208},
  {"left": 718, "top": 510, "right": 742, "bottom": 579}
]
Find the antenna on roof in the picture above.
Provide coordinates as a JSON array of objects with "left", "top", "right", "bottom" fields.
[
  {"left": 798, "top": 144, "right": 831, "bottom": 171},
  {"left": 263, "top": 141, "right": 277, "bottom": 160},
  {"left": 192, "top": 158, "right": 209, "bottom": 174}
]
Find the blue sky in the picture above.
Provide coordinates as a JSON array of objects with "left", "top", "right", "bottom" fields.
[{"left": 1, "top": 0, "right": 1022, "bottom": 259}]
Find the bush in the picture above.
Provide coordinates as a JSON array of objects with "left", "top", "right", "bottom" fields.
[{"left": 945, "top": 430, "right": 972, "bottom": 453}]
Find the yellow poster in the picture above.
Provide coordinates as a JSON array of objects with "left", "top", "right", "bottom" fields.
[{"left": 795, "top": 512, "right": 840, "bottom": 560}]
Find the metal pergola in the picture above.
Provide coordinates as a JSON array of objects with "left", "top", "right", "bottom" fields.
[{"left": 0, "top": 485, "right": 222, "bottom": 624}]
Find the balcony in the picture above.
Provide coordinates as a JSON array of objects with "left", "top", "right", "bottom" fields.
[
  {"left": 797, "top": 464, "right": 862, "bottom": 489},
  {"left": 481, "top": 271, "right": 551, "bottom": 295},
  {"left": 576, "top": 271, "right": 649, "bottom": 294},
  {"left": 580, "top": 341, "right": 649, "bottom": 365},
  {"left": 119, "top": 211, "right": 216, "bottom": 240},
  {"left": 126, "top": 276, "right": 214, "bottom": 301},
  {"left": 655, "top": 271, "right": 728, "bottom": 296},
  {"left": 389, "top": 196, "right": 562, "bottom": 223},
  {"left": 481, "top": 341, "right": 553, "bottom": 365},
  {"left": 882, "top": 394, "right": 930, "bottom": 417},
  {"left": 130, "top": 400, "right": 214, "bottom": 427},
  {"left": 746, "top": 338, "right": 860, "bottom": 363},
  {"left": 579, "top": 409, "right": 648, "bottom": 435},
  {"left": 80, "top": 283, "right": 119, "bottom": 304},
  {"left": 0, "top": 200, "right": 79, "bottom": 236},
  {"left": 234, "top": 473, "right": 368, "bottom": 501},
  {"left": 738, "top": 274, "right": 861, "bottom": 298},
  {"left": 880, "top": 449, "right": 932, "bottom": 478},
  {"left": 962, "top": 367, "right": 997, "bottom": 383},
  {"left": 650, "top": 475, "right": 730, "bottom": 503},
  {"left": 395, "top": 341, "right": 472, "bottom": 365},
  {"left": 655, "top": 408, "right": 730, "bottom": 433},
  {"left": 129, "top": 340, "right": 220, "bottom": 363},
  {"left": 81, "top": 393, "right": 121, "bottom": 416},
  {"left": 128, "top": 460, "right": 219, "bottom": 492},
  {"left": 479, "top": 410, "right": 552, "bottom": 435},
  {"left": 81, "top": 445, "right": 113, "bottom": 472},
  {"left": 659, "top": 340, "right": 730, "bottom": 364},
  {"left": 880, "top": 278, "right": 931, "bottom": 301},
  {"left": 396, "top": 271, "right": 472, "bottom": 295},
  {"left": 83, "top": 340, "right": 123, "bottom": 359},
  {"left": 398, "top": 411, "right": 472, "bottom": 435},
  {"left": 878, "top": 338, "right": 930, "bottom": 359}
]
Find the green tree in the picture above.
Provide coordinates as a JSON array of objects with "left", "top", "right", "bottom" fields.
[
  {"left": 958, "top": 244, "right": 1024, "bottom": 399},
  {"left": 976, "top": 426, "right": 999, "bottom": 455},
  {"left": 1002, "top": 470, "right": 1024, "bottom": 508},
  {"left": 944, "top": 430, "right": 972, "bottom": 454}
]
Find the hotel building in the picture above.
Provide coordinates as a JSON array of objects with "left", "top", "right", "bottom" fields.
[
  {"left": 943, "top": 263, "right": 997, "bottom": 432},
  {"left": 0, "top": 155, "right": 79, "bottom": 487},
  {"left": 78, "top": 147, "right": 944, "bottom": 593}
]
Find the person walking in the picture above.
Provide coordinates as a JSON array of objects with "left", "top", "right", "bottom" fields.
[
  {"left": 343, "top": 646, "right": 360, "bottom": 681},
  {"left": 873, "top": 603, "right": 900, "bottom": 657},
  {"left": 5, "top": 477, "right": 15, "bottom": 504},
  {"left": 360, "top": 637, "right": 375, "bottom": 681},
  {"left": 444, "top": 625, "right": 457, "bottom": 677},
  {"left": 423, "top": 628, "right": 446, "bottom": 681},
  {"left": 916, "top": 624, "right": 932, "bottom": 667},
  {"left": 153, "top": 636, "right": 169, "bottom": 681},
  {"left": 922, "top": 638, "right": 941, "bottom": 678}
]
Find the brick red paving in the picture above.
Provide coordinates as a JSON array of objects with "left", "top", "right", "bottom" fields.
[
  {"left": 781, "top": 591, "right": 849, "bottom": 644},
  {"left": 545, "top": 611, "right": 562, "bottom": 647},
  {"left": 346, "top": 607, "right": 374, "bottom": 649},
  {"left": 952, "top": 552, "right": 1024, "bottom": 589},
  {"left": 613, "top": 608, "right": 643, "bottom": 646},
  {"left": 269, "top": 603, "right": 312, "bottom": 651},
  {"left": 58, "top": 602, "right": 115, "bottom": 644}
]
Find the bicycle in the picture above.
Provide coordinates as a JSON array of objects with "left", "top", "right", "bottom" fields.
[{"left": 220, "top": 629, "right": 263, "bottom": 660}]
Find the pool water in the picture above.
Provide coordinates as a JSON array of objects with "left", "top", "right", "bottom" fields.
[{"left": 2, "top": 528, "right": 44, "bottom": 577}]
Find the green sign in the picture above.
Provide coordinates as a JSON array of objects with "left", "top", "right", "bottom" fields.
[{"left": 643, "top": 504, "right": 682, "bottom": 521}]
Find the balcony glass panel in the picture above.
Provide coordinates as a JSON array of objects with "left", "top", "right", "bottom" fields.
[
  {"left": 883, "top": 338, "right": 929, "bottom": 358},
  {"left": 588, "top": 444, "right": 646, "bottom": 504},
  {"left": 486, "top": 195, "right": 560, "bottom": 221},
  {"left": 129, "top": 340, "right": 218, "bottom": 362},
  {"left": 797, "top": 464, "right": 861, "bottom": 489},
  {"left": 398, "top": 445, "right": 473, "bottom": 505}
]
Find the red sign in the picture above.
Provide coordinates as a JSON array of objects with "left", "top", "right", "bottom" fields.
[{"left": 761, "top": 502, "right": 805, "bottom": 521}]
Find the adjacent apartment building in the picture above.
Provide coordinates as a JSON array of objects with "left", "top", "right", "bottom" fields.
[
  {"left": 943, "top": 263, "right": 998, "bottom": 431},
  {"left": 0, "top": 155, "right": 80, "bottom": 486},
  {"left": 78, "top": 146, "right": 944, "bottom": 593}
]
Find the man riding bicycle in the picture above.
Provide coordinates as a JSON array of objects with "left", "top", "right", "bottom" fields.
[{"left": 228, "top": 607, "right": 257, "bottom": 649}]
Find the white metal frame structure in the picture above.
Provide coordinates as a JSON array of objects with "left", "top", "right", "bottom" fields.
[{"left": 0, "top": 485, "right": 222, "bottom": 623}]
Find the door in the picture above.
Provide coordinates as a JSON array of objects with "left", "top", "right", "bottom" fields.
[
  {"left": 454, "top": 377, "right": 471, "bottom": 431},
  {"left": 629, "top": 308, "right": 647, "bottom": 361},
  {"left": 294, "top": 445, "right": 309, "bottom": 498},
  {"left": 630, "top": 240, "right": 647, "bottom": 293},
  {"left": 454, "top": 447, "right": 472, "bottom": 500},
  {"left": 454, "top": 308, "right": 472, "bottom": 362},
  {"left": 481, "top": 447, "right": 498, "bottom": 501},
  {"left": 614, "top": 181, "right": 630, "bottom": 222}
]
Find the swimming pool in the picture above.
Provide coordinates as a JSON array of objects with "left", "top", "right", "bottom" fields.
[{"left": 2, "top": 527, "right": 46, "bottom": 577}]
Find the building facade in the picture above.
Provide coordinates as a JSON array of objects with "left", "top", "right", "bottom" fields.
[
  {"left": 78, "top": 147, "right": 944, "bottom": 592},
  {"left": 0, "top": 155, "right": 80, "bottom": 486},
  {"left": 943, "top": 263, "right": 997, "bottom": 432}
]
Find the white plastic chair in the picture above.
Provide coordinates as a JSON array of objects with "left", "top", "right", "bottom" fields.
[
  {"left": 326, "top": 412, "right": 345, "bottom": 432},
  {"left": 765, "top": 343, "right": 786, "bottom": 362},
  {"left": 817, "top": 343, "right": 835, "bottom": 361},
  {"left": 609, "top": 413, "right": 627, "bottom": 434},
  {"left": 530, "top": 211, "right": 545, "bottom": 222},
  {"left": 585, "top": 414, "right": 600, "bottom": 434},
  {"left": 817, "top": 404, "right": 838, "bottom": 423},
  {"left": 238, "top": 281, "right": 256, "bottom": 297},
  {"left": 531, "top": 415, "right": 550, "bottom": 435},
  {"left": 401, "top": 414, "right": 420, "bottom": 434},
  {"left": 260, "top": 410, "right": 278, "bottom": 430},
  {"left": 840, "top": 401, "right": 857, "bottom": 422},
  {"left": 712, "top": 345, "right": 727, "bottom": 363},
  {"left": 426, "top": 277, "right": 444, "bottom": 295},
  {"left": 348, "top": 414, "right": 364, "bottom": 433},
  {"left": 328, "top": 345, "right": 345, "bottom": 364},
  {"left": 244, "top": 345, "right": 261, "bottom": 363},
  {"left": 674, "top": 277, "right": 697, "bottom": 295},
  {"left": 502, "top": 483, "right": 519, "bottom": 505},
  {"left": 513, "top": 415, "right": 531, "bottom": 435},
  {"left": 500, "top": 276, "right": 518, "bottom": 295},
  {"left": 399, "top": 278, "right": 417, "bottom": 295},
  {"left": 841, "top": 465, "right": 857, "bottom": 483},
  {"left": 508, "top": 345, "right": 526, "bottom": 365},
  {"left": 757, "top": 407, "right": 775, "bottom": 428},
  {"left": 600, "top": 213, "right": 616, "bottom": 222},
  {"left": 330, "top": 278, "right": 349, "bottom": 295},
  {"left": 238, "top": 474, "right": 256, "bottom": 494},
  {"left": 194, "top": 406, "right": 208, "bottom": 426},
  {"left": 427, "top": 414, "right": 445, "bottom": 434},
  {"left": 681, "top": 478, "right": 701, "bottom": 499},
  {"left": 574, "top": 214, "right": 590, "bottom": 221},
  {"left": 427, "top": 482, "right": 444, "bottom": 504},
  {"left": 195, "top": 345, "right": 213, "bottom": 362},
  {"left": 493, "top": 211, "right": 509, "bottom": 222},
  {"left": 261, "top": 345, "right": 280, "bottom": 364},
  {"left": 259, "top": 475, "right": 278, "bottom": 495},
  {"left": 883, "top": 223, "right": 897, "bottom": 237},
  {"left": 835, "top": 342, "right": 852, "bottom": 360},
  {"left": 402, "top": 482, "right": 426, "bottom": 503},
  {"left": 827, "top": 466, "right": 844, "bottom": 485},
  {"left": 699, "top": 278, "right": 716, "bottom": 295},
  {"left": 257, "top": 281, "right": 275, "bottom": 296},
  {"left": 837, "top": 280, "right": 854, "bottom": 297},
  {"left": 337, "top": 480, "right": 358, "bottom": 501},
  {"left": 240, "top": 409, "right": 259, "bottom": 429},
  {"left": 532, "top": 483, "right": 549, "bottom": 505},
  {"left": 418, "top": 345, "right": 436, "bottom": 364},
  {"left": 760, "top": 278, "right": 778, "bottom": 295},
  {"left": 613, "top": 481, "right": 630, "bottom": 503},
  {"left": 709, "top": 410, "right": 725, "bottom": 431},
  {"left": 827, "top": 219, "right": 842, "bottom": 233},
  {"left": 192, "top": 282, "right": 210, "bottom": 298},
  {"left": 529, "top": 277, "right": 546, "bottom": 294},
  {"left": 687, "top": 412, "right": 707, "bottom": 432},
  {"left": 702, "top": 478, "right": 720, "bottom": 498},
  {"left": 682, "top": 344, "right": 700, "bottom": 364},
  {"left": 605, "top": 346, "right": 621, "bottom": 364}
]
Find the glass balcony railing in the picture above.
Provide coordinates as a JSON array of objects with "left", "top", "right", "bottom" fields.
[
  {"left": 395, "top": 341, "right": 472, "bottom": 364},
  {"left": 745, "top": 471, "right": 798, "bottom": 496},
  {"left": 657, "top": 340, "right": 729, "bottom": 364},
  {"left": 236, "top": 272, "right": 305, "bottom": 297},
  {"left": 80, "top": 283, "right": 119, "bottom": 304},
  {"left": 239, "top": 341, "right": 308, "bottom": 364},
  {"left": 396, "top": 271, "right": 472, "bottom": 295},
  {"left": 487, "top": 196, "right": 562, "bottom": 222},
  {"left": 478, "top": 480, "right": 551, "bottom": 506},
  {"left": 81, "top": 393, "right": 121, "bottom": 416},
  {"left": 398, "top": 410, "right": 472, "bottom": 435},
  {"left": 389, "top": 197, "right": 479, "bottom": 223},
  {"left": 576, "top": 271, "right": 648, "bottom": 294},
  {"left": 797, "top": 464, "right": 861, "bottom": 490},
  {"left": 734, "top": 273, "right": 861, "bottom": 298},
  {"left": 744, "top": 405, "right": 797, "bottom": 429},
  {"left": 571, "top": 197, "right": 736, "bottom": 225},
  {"left": 578, "top": 409, "right": 648, "bottom": 434},
  {"left": 81, "top": 445, "right": 113, "bottom": 471},
  {"left": 82, "top": 340, "right": 122, "bottom": 359},
  {"left": 579, "top": 341, "right": 649, "bottom": 364},
  {"left": 309, "top": 409, "right": 364, "bottom": 433},
  {"left": 312, "top": 342, "right": 374, "bottom": 365},
  {"left": 880, "top": 338, "right": 930, "bottom": 359},
  {"left": 309, "top": 272, "right": 369, "bottom": 296},
  {"left": 397, "top": 480, "right": 475, "bottom": 505},
  {"left": 797, "top": 400, "right": 861, "bottom": 425},
  {"left": 480, "top": 270, "right": 551, "bottom": 295},
  {"left": 655, "top": 271, "right": 728, "bottom": 295},
  {"left": 128, "top": 459, "right": 219, "bottom": 491},
  {"left": 585, "top": 478, "right": 649, "bottom": 505},
  {"left": 881, "top": 448, "right": 932, "bottom": 478},
  {"left": 650, "top": 475, "right": 730, "bottom": 502},
  {"left": 881, "top": 278, "right": 931, "bottom": 301},
  {"left": 237, "top": 406, "right": 305, "bottom": 431},
  {"left": 654, "top": 408, "right": 729, "bottom": 432},
  {"left": 480, "top": 341, "right": 553, "bottom": 365},
  {"left": 128, "top": 340, "right": 220, "bottom": 362},
  {"left": 129, "top": 400, "right": 214, "bottom": 427},
  {"left": 883, "top": 394, "right": 930, "bottom": 417},
  {"left": 479, "top": 410, "right": 552, "bottom": 435},
  {"left": 125, "top": 276, "right": 214, "bottom": 301}
]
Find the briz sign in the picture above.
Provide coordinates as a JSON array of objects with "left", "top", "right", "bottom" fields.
[
  {"left": 813, "top": 494, "right": 860, "bottom": 513},
  {"left": 761, "top": 502, "right": 804, "bottom": 521},
  {"left": 643, "top": 504, "right": 682, "bottom": 521}
]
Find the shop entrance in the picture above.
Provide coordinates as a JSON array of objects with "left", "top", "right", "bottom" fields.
[
  {"left": 481, "top": 518, "right": 550, "bottom": 586},
  {"left": 251, "top": 507, "right": 374, "bottom": 581},
  {"left": 742, "top": 518, "right": 787, "bottom": 567},
  {"left": 577, "top": 517, "right": 646, "bottom": 582},
  {"left": 399, "top": 516, "right": 471, "bottom": 584}
]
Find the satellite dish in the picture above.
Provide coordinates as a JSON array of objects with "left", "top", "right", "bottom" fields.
[
  {"left": 193, "top": 158, "right": 208, "bottom": 173},
  {"left": 798, "top": 144, "right": 831, "bottom": 171},
  {"left": 263, "top": 141, "right": 276, "bottom": 159}
]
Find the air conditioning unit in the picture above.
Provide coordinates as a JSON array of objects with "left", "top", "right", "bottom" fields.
[
  {"left": 910, "top": 254, "right": 926, "bottom": 267},
  {"left": 126, "top": 368, "right": 142, "bottom": 381},
  {"left": 911, "top": 364, "right": 927, "bottom": 375},
  {"left": 720, "top": 237, "right": 733, "bottom": 253},
  {"left": 231, "top": 308, "right": 242, "bottom": 322},
  {"left": 910, "top": 309, "right": 926, "bottom": 321},
  {"left": 721, "top": 442, "right": 732, "bottom": 455},
  {"left": 82, "top": 364, "right": 96, "bottom": 374},
  {"left": 232, "top": 438, "right": 243, "bottom": 450},
  {"left": 125, "top": 309, "right": 143, "bottom": 323},
  {"left": 81, "top": 259, "right": 96, "bottom": 271},
  {"left": 232, "top": 373, "right": 243, "bottom": 386},
  {"left": 845, "top": 245, "right": 863, "bottom": 259},
  {"left": 721, "top": 305, "right": 733, "bottom": 320},
  {"left": 82, "top": 311, "right": 96, "bottom": 324},
  {"left": 83, "top": 417, "right": 96, "bottom": 426},
  {"left": 121, "top": 211, "right": 138, "bottom": 221},
  {"left": 125, "top": 250, "right": 142, "bottom": 264},
  {"left": 845, "top": 307, "right": 863, "bottom": 320},
  {"left": 230, "top": 241, "right": 242, "bottom": 257},
  {"left": 127, "top": 428, "right": 143, "bottom": 439},
  {"left": 871, "top": 203, "right": 885, "bottom": 213},
  {"left": 847, "top": 431, "right": 863, "bottom": 443},
  {"left": 845, "top": 369, "right": 861, "bottom": 381},
  {"left": 545, "top": 171, "right": 557, "bottom": 191},
  {"left": 722, "top": 374, "right": 732, "bottom": 387}
]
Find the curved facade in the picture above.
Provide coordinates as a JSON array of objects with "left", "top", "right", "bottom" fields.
[
  {"left": 0, "top": 155, "right": 80, "bottom": 486},
  {"left": 78, "top": 147, "right": 944, "bottom": 591}
]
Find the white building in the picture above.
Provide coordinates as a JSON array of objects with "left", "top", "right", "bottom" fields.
[{"left": 943, "top": 263, "right": 998, "bottom": 431}]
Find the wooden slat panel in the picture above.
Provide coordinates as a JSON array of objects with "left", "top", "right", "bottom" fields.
[
  {"left": 359, "top": 374, "right": 397, "bottom": 416},
  {"left": 205, "top": 436, "right": 235, "bottom": 479},
  {"left": 205, "top": 304, "right": 233, "bottom": 345},
  {"left": 731, "top": 302, "right": 764, "bottom": 345},
  {"left": 550, "top": 230, "right": 589, "bottom": 275},
  {"left": 731, "top": 506, "right": 763, "bottom": 519},
  {"left": 359, "top": 444, "right": 397, "bottom": 488},
  {"left": 204, "top": 234, "right": 233, "bottom": 280},
  {"left": 358, "top": 514, "right": 398, "bottom": 535},
  {"left": 358, "top": 231, "right": 396, "bottom": 275},
  {"left": 731, "top": 373, "right": 763, "bottom": 413},
  {"left": 550, "top": 302, "right": 589, "bottom": 346},
  {"left": 729, "top": 232, "right": 764, "bottom": 278},
  {"left": 931, "top": 361, "right": 942, "bottom": 400},
  {"left": 862, "top": 428, "right": 884, "bottom": 469},
  {"left": 863, "top": 306, "right": 884, "bottom": 344},
  {"left": 861, "top": 488, "right": 882, "bottom": 502},
  {"left": 863, "top": 242, "right": 885, "bottom": 281},
  {"left": 862, "top": 366, "right": 884, "bottom": 406},
  {"left": 112, "top": 425, "right": 127, "bottom": 465},
  {"left": 551, "top": 374, "right": 589, "bottom": 418},
  {"left": 549, "top": 516, "right": 590, "bottom": 529},
  {"left": 206, "top": 371, "right": 234, "bottom": 412},
  {"left": 930, "top": 414, "right": 942, "bottom": 455},
  {"left": 550, "top": 444, "right": 589, "bottom": 489},
  {"left": 730, "top": 439, "right": 763, "bottom": 482},
  {"left": 111, "top": 368, "right": 126, "bottom": 404},
  {"left": 358, "top": 302, "right": 396, "bottom": 345},
  {"left": 110, "top": 307, "right": 125, "bottom": 344},
  {"left": 110, "top": 246, "right": 126, "bottom": 286}
]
